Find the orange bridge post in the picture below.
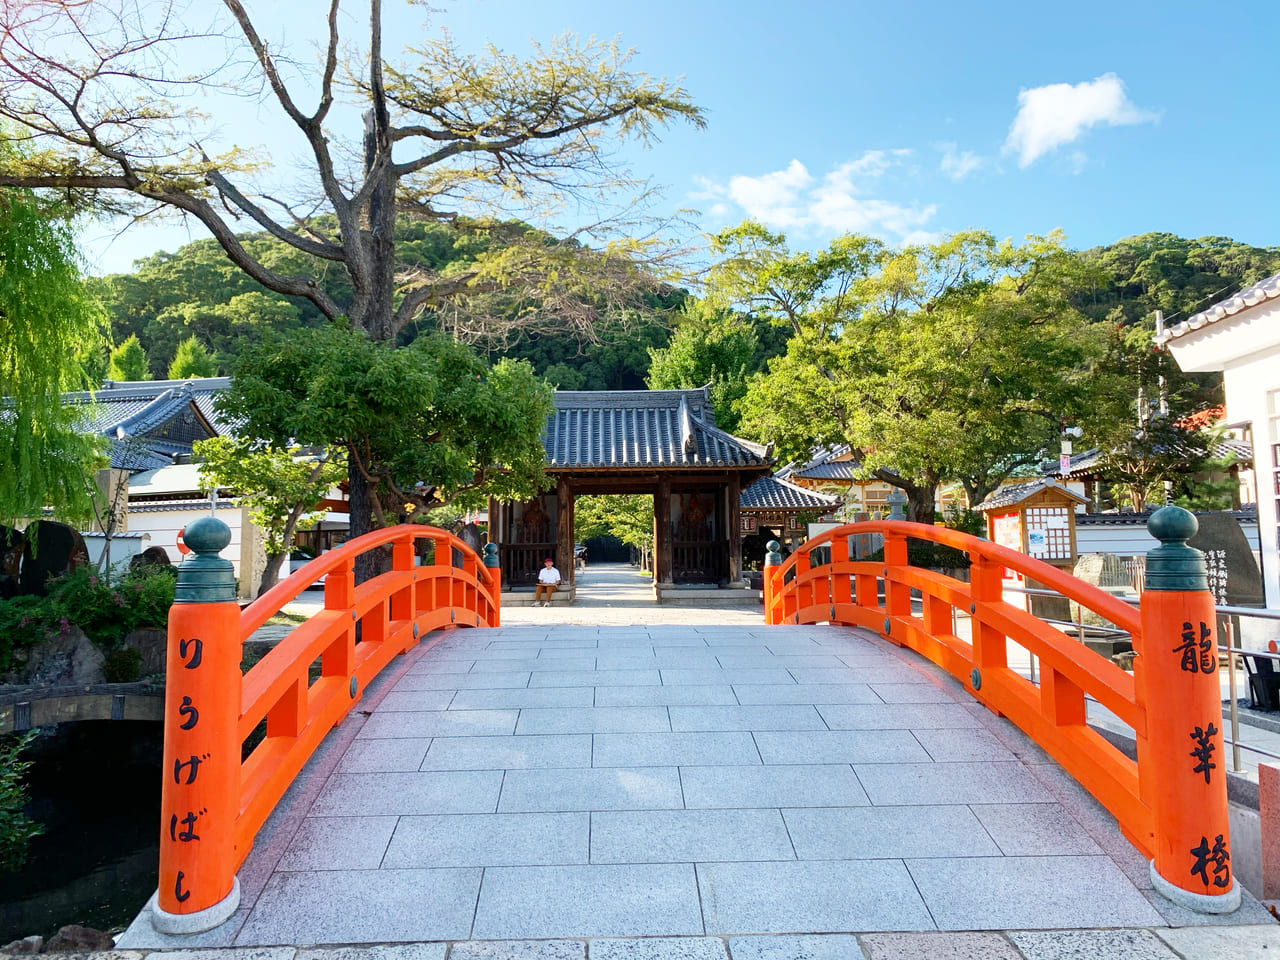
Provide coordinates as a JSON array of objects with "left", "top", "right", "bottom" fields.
[
  {"left": 483, "top": 542, "right": 502, "bottom": 627},
  {"left": 1139, "top": 506, "right": 1240, "bottom": 913},
  {"left": 153, "top": 516, "right": 242, "bottom": 933},
  {"left": 763, "top": 540, "right": 783, "bottom": 626}
]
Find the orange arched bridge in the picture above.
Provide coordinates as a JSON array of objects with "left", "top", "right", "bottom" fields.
[{"left": 119, "top": 511, "right": 1256, "bottom": 949}]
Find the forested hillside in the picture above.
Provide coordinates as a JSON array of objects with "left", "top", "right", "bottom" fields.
[
  {"left": 90, "top": 226, "right": 1279, "bottom": 408},
  {"left": 88, "top": 217, "right": 685, "bottom": 390}
]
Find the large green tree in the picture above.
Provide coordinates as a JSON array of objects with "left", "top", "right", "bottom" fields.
[
  {"left": 728, "top": 224, "right": 1101, "bottom": 521},
  {"left": 646, "top": 302, "right": 779, "bottom": 432},
  {"left": 0, "top": 180, "right": 107, "bottom": 522},
  {"left": 219, "top": 326, "right": 555, "bottom": 536},
  {"left": 0, "top": 1, "right": 703, "bottom": 566}
]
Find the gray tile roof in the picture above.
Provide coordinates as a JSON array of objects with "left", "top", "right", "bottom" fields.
[
  {"left": 1157, "top": 272, "right": 1280, "bottom": 344},
  {"left": 1046, "top": 438, "right": 1252, "bottom": 479},
  {"left": 787, "top": 445, "right": 859, "bottom": 481},
  {"left": 545, "top": 388, "right": 771, "bottom": 470},
  {"left": 741, "top": 475, "right": 842, "bottom": 511},
  {"left": 974, "top": 478, "right": 1088, "bottom": 512}
]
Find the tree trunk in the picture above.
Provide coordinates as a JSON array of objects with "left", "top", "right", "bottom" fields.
[
  {"left": 906, "top": 485, "right": 937, "bottom": 524},
  {"left": 350, "top": 464, "right": 378, "bottom": 583},
  {"left": 258, "top": 552, "right": 287, "bottom": 598}
]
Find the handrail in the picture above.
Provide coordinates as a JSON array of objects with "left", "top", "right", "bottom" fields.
[
  {"left": 764, "top": 513, "right": 1239, "bottom": 913},
  {"left": 154, "top": 521, "right": 500, "bottom": 933}
]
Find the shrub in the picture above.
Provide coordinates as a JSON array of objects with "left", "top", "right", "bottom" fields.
[
  {"left": 102, "top": 646, "right": 142, "bottom": 683},
  {"left": 0, "top": 732, "right": 42, "bottom": 873},
  {"left": 868, "top": 539, "right": 972, "bottom": 570},
  {"left": 0, "top": 595, "right": 52, "bottom": 674},
  {"left": 44, "top": 565, "right": 176, "bottom": 647},
  {"left": 0, "top": 564, "right": 176, "bottom": 672}
]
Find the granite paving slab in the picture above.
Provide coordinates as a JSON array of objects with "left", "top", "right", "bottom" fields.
[
  {"left": 697, "top": 859, "right": 935, "bottom": 933},
  {"left": 514, "top": 706, "right": 673, "bottom": 734},
  {"left": 857, "top": 931, "right": 1023, "bottom": 959},
  {"left": 781, "top": 804, "right": 1002, "bottom": 860},
  {"left": 309, "top": 770, "right": 504, "bottom": 816},
  {"left": 497, "top": 766, "right": 685, "bottom": 811},
  {"left": 275, "top": 815, "right": 398, "bottom": 870},
  {"left": 969, "top": 803, "right": 1104, "bottom": 856},
  {"left": 356, "top": 709, "right": 518, "bottom": 738},
  {"left": 472, "top": 863, "right": 704, "bottom": 939},
  {"left": 589, "top": 808, "right": 795, "bottom": 863},
  {"left": 381, "top": 812, "right": 589, "bottom": 867},
  {"left": 592, "top": 731, "right": 762, "bottom": 767},
  {"left": 853, "top": 760, "right": 1055, "bottom": 805},
  {"left": 667, "top": 704, "right": 827, "bottom": 732},
  {"left": 448, "top": 686, "right": 596, "bottom": 710},
  {"left": 1008, "top": 928, "right": 1178, "bottom": 960},
  {"left": 727, "top": 934, "right": 866, "bottom": 960},
  {"left": 730, "top": 683, "right": 881, "bottom": 705},
  {"left": 419, "top": 733, "right": 592, "bottom": 770},
  {"left": 677, "top": 763, "right": 871, "bottom": 809},
  {"left": 590, "top": 937, "right": 728, "bottom": 960},
  {"left": 906, "top": 855, "right": 1165, "bottom": 929},
  {"left": 235, "top": 867, "right": 483, "bottom": 944},
  {"left": 594, "top": 684, "right": 739, "bottom": 707},
  {"left": 335, "top": 738, "right": 431, "bottom": 773},
  {"left": 753, "top": 729, "right": 931, "bottom": 765}
]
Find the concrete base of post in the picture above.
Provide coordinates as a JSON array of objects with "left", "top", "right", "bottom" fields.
[
  {"left": 148, "top": 877, "right": 240, "bottom": 934},
  {"left": 1150, "top": 862, "right": 1241, "bottom": 914}
]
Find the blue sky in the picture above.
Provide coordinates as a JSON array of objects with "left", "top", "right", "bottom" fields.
[{"left": 80, "top": 0, "right": 1280, "bottom": 274}]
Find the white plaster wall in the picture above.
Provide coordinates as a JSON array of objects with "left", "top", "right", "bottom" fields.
[
  {"left": 1223, "top": 349, "right": 1280, "bottom": 608},
  {"left": 125, "top": 508, "right": 245, "bottom": 575}
]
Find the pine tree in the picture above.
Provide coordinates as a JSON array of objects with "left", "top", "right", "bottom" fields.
[
  {"left": 167, "top": 335, "right": 218, "bottom": 379},
  {"left": 107, "top": 334, "right": 150, "bottom": 382}
]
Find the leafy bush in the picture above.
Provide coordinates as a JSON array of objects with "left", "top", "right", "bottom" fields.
[
  {"left": 44, "top": 565, "right": 175, "bottom": 647},
  {"left": 0, "top": 595, "right": 52, "bottom": 673},
  {"left": 0, "top": 732, "right": 42, "bottom": 872},
  {"left": 0, "top": 564, "right": 176, "bottom": 671}
]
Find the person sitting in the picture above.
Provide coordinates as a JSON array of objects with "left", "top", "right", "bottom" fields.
[{"left": 535, "top": 556, "right": 561, "bottom": 606}]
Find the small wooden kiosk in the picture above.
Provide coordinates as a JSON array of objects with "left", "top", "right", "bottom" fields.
[
  {"left": 488, "top": 387, "right": 773, "bottom": 600},
  {"left": 975, "top": 478, "right": 1088, "bottom": 618}
]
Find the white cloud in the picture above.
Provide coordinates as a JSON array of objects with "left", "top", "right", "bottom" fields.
[
  {"left": 695, "top": 150, "right": 936, "bottom": 242},
  {"left": 725, "top": 158, "right": 813, "bottom": 227},
  {"left": 1004, "top": 73, "right": 1157, "bottom": 168},
  {"left": 937, "top": 142, "right": 981, "bottom": 181}
]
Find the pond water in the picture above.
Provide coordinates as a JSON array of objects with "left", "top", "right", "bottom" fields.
[{"left": 0, "top": 721, "right": 162, "bottom": 943}]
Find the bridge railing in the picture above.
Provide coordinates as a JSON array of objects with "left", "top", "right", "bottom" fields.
[
  {"left": 152, "top": 518, "right": 500, "bottom": 934},
  {"left": 764, "top": 508, "right": 1239, "bottom": 914}
]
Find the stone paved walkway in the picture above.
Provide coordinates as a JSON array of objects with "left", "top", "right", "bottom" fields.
[{"left": 117, "top": 565, "right": 1279, "bottom": 959}]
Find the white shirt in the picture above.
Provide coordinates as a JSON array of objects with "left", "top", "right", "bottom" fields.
[{"left": 537, "top": 565, "right": 561, "bottom": 584}]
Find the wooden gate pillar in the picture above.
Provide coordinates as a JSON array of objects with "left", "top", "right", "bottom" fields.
[
  {"left": 556, "top": 475, "right": 573, "bottom": 587},
  {"left": 655, "top": 476, "right": 673, "bottom": 586},
  {"left": 728, "top": 473, "right": 743, "bottom": 585}
]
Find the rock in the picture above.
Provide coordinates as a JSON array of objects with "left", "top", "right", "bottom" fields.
[
  {"left": 0, "top": 936, "right": 43, "bottom": 953},
  {"left": 122, "top": 628, "right": 167, "bottom": 676},
  {"left": 17, "top": 627, "right": 105, "bottom": 685},
  {"left": 1069, "top": 553, "right": 1132, "bottom": 629},
  {"left": 43, "top": 926, "right": 114, "bottom": 952}
]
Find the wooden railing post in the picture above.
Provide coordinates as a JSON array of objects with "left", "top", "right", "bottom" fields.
[
  {"left": 483, "top": 542, "right": 502, "bottom": 627},
  {"left": 154, "top": 517, "right": 241, "bottom": 934},
  {"left": 763, "top": 540, "right": 783, "bottom": 625},
  {"left": 830, "top": 535, "right": 851, "bottom": 611},
  {"left": 1139, "top": 506, "right": 1239, "bottom": 913},
  {"left": 882, "top": 528, "right": 910, "bottom": 640}
]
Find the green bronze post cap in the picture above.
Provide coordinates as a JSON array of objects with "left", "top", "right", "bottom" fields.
[
  {"left": 175, "top": 517, "right": 237, "bottom": 604},
  {"left": 482, "top": 542, "right": 500, "bottom": 567},
  {"left": 765, "top": 540, "right": 783, "bottom": 567},
  {"left": 184, "top": 516, "right": 232, "bottom": 554},
  {"left": 1144, "top": 505, "right": 1207, "bottom": 593}
]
